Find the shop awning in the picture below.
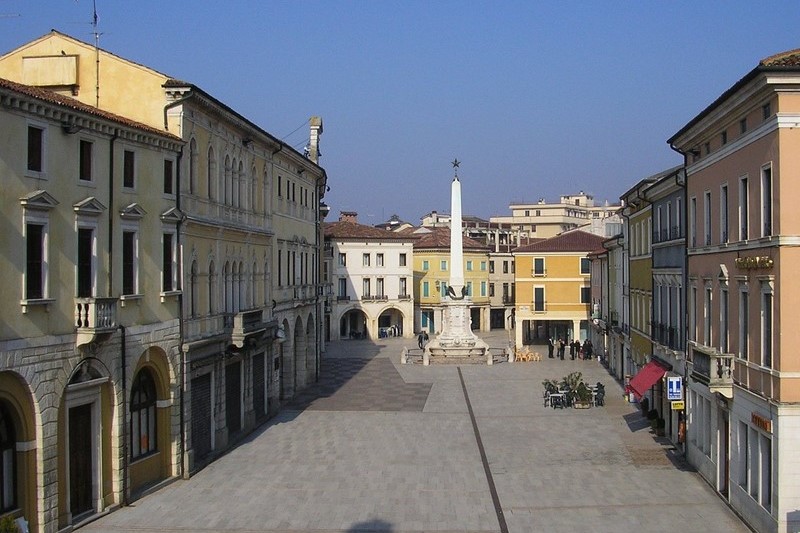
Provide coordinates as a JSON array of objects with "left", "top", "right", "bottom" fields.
[{"left": 628, "top": 360, "right": 669, "bottom": 400}]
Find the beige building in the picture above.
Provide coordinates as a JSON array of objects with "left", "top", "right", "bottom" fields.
[
  {"left": 325, "top": 212, "right": 415, "bottom": 341},
  {"left": 0, "top": 77, "right": 184, "bottom": 531},
  {"left": 491, "top": 192, "right": 620, "bottom": 240},
  {"left": 668, "top": 48, "right": 800, "bottom": 533},
  {"left": 0, "top": 29, "right": 328, "bottom": 520}
]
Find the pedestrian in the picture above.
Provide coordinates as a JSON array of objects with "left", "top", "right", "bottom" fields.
[
  {"left": 557, "top": 338, "right": 565, "bottom": 360},
  {"left": 573, "top": 339, "right": 581, "bottom": 359},
  {"left": 418, "top": 332, "right": 424, "bottom": 349},
  {"left": 423, "top": 331, "right": 429, "bottom": 346},
  {"left": 548, "top": 338, "right": 554, "bottom": 358}
]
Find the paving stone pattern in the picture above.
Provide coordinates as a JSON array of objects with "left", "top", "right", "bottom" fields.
[{"left": 83, "top": 333, "right": 751, "bottom": 533}]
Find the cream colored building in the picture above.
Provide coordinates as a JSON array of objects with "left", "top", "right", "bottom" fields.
[
  {"left": 0, "top": 77, "right": 184, "bottom": 531},
  {"left": 325, "top": 212, "right": 415, "bottom": 340},
  {"left": 0, "top": 31, "right": 328, "bottom": 491},
  {"left": 492, "top": 192, "right": 620, "bottom": 239}
]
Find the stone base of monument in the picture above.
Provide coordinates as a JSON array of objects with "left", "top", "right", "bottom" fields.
[{"left": 422, "top": 299, "right": 491, "bottom": 365}]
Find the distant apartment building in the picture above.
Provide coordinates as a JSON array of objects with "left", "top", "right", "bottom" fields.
[
  {"left": 0, "top": 77, "right": 183, "bottom": 531},
  {"left": 513, "top": 230, "right": 605, "bottom": 348},
  {"left": 491, "top": 191, "right": 621, "bottom": 240},
  {"left": 325, "top": 212, "right": 415, "bottom": 340},
  {"left": 668, "top": 48, "right": 800, "bottom": 533}
]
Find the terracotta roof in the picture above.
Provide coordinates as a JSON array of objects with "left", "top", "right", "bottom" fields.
[
  {"left": 0, "top": 77, "right": 182, "bottom": 141},
  {"left": 513, "top": 230, "right": 606, "bottom": 253},
  {"left": 324, "top": 221, "right": 415, "bottom": 241},
  {"left": 413, "top": 227, "right": 489, "bottom": 251},
  {"left": 761, "top": 48, "right": 800, "bottom": 67}
]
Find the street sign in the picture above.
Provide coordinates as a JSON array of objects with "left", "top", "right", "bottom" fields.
[
  {"left": 671, "top": 400, "right": 685, "bottom": 410},
  {"left": 667, "top": 376, "right": 682, "bottom": 401}
]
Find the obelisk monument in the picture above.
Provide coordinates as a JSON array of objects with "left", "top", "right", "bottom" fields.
[{"left": 423, "top": 160, "right": 490, "bottom": 365}]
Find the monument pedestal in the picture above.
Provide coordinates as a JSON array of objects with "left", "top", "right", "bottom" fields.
[{"left": 424, "top": 298, "right": 490, "bottom": 365}]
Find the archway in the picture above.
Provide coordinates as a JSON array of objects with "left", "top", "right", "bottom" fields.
[
  {"left": 305, "top": 314, "right": 316, "bottom": 383},
  {"left": 59, "top": 357, "right": 113, "bottom": 526},
  {"left": 294, "top": 316, "right": 306, "bottom": 392},
  {"left": 377, "top": 307, "right": 405, "bottom": 338},
  {"left": 339, "top": 309, "right": 368, "bottom": 340},
  {"left": 129, "top": 347, "right": 174, "bottom": 499},
  {"left": 0, "top": 371, "right": 37, "bottom": 531}
]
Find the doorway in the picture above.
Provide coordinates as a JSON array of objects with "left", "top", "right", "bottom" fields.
[{"left": 68, "top": 403, "right": 93, "bottom": 519}]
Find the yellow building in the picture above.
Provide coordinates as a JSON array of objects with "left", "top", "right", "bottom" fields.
[
  {"left": 0, "top": 77, "right": 183, "bottom": 531},
  {"left": 620, "top": 178, "right": 655, "bottom": 373},
  {"left": 412, "top": 228, "right": 490, "bottom": 333},
  {"left": 513, "top": 230, "right": 605, "bottom": 349}
]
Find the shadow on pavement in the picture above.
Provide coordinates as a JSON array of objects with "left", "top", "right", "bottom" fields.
[{"left": 347, "top": 518, "right": 394, "bottom": 532}]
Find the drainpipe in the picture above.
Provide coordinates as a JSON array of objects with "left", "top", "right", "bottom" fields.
[
  {"left": 163, "top": 94, "right": 194, "bottom": 131},
  {"left": 119, "top": 324, "right": 128, "bottom": 506},
  {"left": 670, "top": 142, "right": 690, "bottom": 455},
  {"left": 174, "top": 144, "right": 186, "bottom": 478},
  {"left": 108, "top": 128, "right": 119, "bottom": 294}
]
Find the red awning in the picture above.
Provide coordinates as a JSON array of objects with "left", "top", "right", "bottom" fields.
[{"left": 628, "top": 361, "right": 669, "bottom": 400}]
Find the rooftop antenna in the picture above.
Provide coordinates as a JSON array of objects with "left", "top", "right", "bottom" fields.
[{"left": 91, "top": 0, "right": 101, "bottom": 107}]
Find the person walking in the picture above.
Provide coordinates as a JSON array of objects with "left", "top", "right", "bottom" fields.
[
  {"left": 418, "top": 332, "right": 424, "bottom": 349},
  {"left": 548, "top": 338, "right": 554, "bottom": 358},
  {"left": 557, "top": 338, "right": 565, "bottom": 360}
]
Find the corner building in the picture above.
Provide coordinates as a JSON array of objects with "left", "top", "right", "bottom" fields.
[
  {"left": 0, "top": 77, "right": 183, "bottom": 531},
  {"left": 0, "top": 28, "right": 328, "bottom": 528},
  {"left": 669, "top": 48, "right": 800, "bottom": 533}
]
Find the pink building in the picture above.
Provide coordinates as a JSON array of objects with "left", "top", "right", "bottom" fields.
[{"left": 669, "top": 48, "right": 800, "bottom": 533}]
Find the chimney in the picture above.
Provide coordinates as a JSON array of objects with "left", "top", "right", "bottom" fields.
[
  {"left": 339, "top": 211, "right": 358, "bottom": 223},
  {"left": 308, "top": 116, "right": 323, "bottom": 164}
]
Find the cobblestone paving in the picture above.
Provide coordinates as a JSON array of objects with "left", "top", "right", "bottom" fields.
[{"left": 83, "top": 333, "right": 751, "bottom": 533}]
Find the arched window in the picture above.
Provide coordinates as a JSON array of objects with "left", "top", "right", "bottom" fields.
[
  {"left": 0, "top": 401, "right": 17, "bottom": 512},
  {"left": 250, "top": 165, "right": 257, "bottom": 213},
  {"left": 224, "top": 261, "right": 231, "bottom": 313},
  {"left": 189, "top": 138, "right": 198, "bottom": 195},
  {"left": 238, "top": 160, "right": 245, "bottom": 210},
  {"left": 130, "top": 369, "right": 157, "bottom": 459},
  {"left": 207, "top": 146, "right": 216, "bottom": 200},
  {"left": 224, "top": 155, "right": 232, "bottom": 206},
  {"left": 208, "top": 260, "right": 216, "bottom": 315},
  {"left": 231, "top": 157, "right": 239, "bottom": 208},
  {"left": 190, "top": 260, "right": 198, "bottom": 318}
]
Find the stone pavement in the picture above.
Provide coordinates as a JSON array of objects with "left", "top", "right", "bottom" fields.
[{"left": 83, "top": 332, "right": 751, "bottom": 533}]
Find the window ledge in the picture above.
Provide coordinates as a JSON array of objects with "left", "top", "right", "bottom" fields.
[
  {"left": 120, "top": 294, "right": 143, "bottom": 307},
  {"left": 160, "top": 290, "right": 181, "bottom": 303},
  {"left": 20, "top": 298, "right": 55, "bottom": 313}
]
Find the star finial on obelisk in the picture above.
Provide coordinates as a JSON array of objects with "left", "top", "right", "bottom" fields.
[{"left": 451, "top": 158, "right": 460, "bottom": 179}]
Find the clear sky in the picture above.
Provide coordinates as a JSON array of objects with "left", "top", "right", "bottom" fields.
[{"left": 3, "top": 1, "right": 800, "bottom": 225}]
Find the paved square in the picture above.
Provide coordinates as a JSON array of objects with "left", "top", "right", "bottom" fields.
[{"left": 83, "top": 333, "right": 750, "bottom": 533}]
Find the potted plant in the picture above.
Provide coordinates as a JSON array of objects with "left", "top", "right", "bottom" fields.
[
  {"left": 0, "top": 515, "right": 19, "bottom": 533},
  {"left": 573, "top": 382, "right": 593, "bottom": 408}
]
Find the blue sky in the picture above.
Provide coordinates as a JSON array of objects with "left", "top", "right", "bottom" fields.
[{"left": 3, "top": 1, "right": 800, "bottom": 225}]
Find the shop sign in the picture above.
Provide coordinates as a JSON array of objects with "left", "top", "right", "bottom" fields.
[
  {"left": 671, "top": 400, "right": 685, "bottom": 410},
  {"left": 667, "top": 376, "right": 683, "bottom": 400},
  {"left": 735, "top": 256, "right": 774, "bottom": 269},
  {"left": 752, "top": 412, "right": 772, "bottom": 433}
]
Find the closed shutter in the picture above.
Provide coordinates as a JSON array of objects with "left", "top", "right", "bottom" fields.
[{"left": 191, "top": 374, "right": 212, "bottom": 460}]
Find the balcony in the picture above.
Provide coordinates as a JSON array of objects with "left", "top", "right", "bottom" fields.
[
  {"left": 336, "top": 295, "right": 350, "bottom": 301},
  {"left": 231, "top": 308, "right": 267, "bottom": 348},
  {"left": 75, "top": 297, "right": 118, "bottom": 347},
  {"left": 502, "top": 296, "right": 514, "bottom": 305},
  {"left": 398, "top": 293, "right": 412, "bottom": 300},
  {"left": 652, "top": 322, "right": 680, "bottom": 351},
  {"left": 689, "top": 342, "right": 734, "bottom": 398}
]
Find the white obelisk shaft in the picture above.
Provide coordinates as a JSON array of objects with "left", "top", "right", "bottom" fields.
[{"left": 449, "top": 177, "right": 464, "bottom": 294}]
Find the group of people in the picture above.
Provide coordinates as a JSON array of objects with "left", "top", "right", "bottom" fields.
[{"left": 547, "top": 337, "right": 594, "bottom": 360}]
